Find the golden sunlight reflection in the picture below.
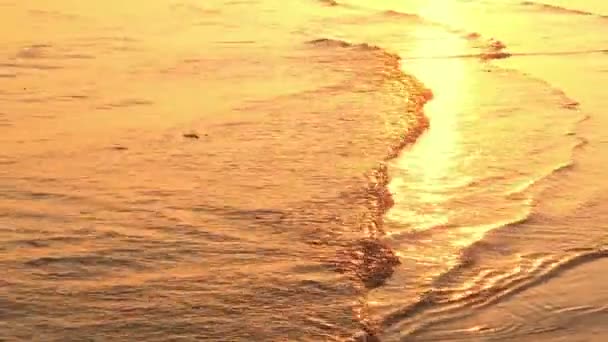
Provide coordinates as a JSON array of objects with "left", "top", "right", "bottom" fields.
[
  {"left": 386, "top": 22, "right": 470, "bottom": 230},
  {"left": 2, "top": 0, "right": 608, "bottom": 340},
  {"left": 415, "top": 0, "right": 461, "bottom": 25}
]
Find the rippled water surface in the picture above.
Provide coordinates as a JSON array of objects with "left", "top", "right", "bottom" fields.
[{"left": 1, "top": 1, "right": 607, "bottom": 341}]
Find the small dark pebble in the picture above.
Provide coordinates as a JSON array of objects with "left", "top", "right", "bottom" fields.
[
  {"left": 183, "top": 133, "right": 200, "bottom": 139},
  {"left": 111, "top": 145, "right": 128, "bottom": 151}
]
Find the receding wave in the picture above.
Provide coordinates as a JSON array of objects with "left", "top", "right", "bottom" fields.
[
  {"left": 410, "top": 47, "right": 608, "bottom": 62},
  {"left": 381, "top": 10, "right": 420, "bottom": 19},
  {"left": 307, "top": 36, "right": 434, "bottom": 340},
  {"left": 96, "top": 98, "right": 154, "bottom": 110},
  {"left": 370, "top": 54, "right": 590, "bottom": 339},
  {"left": 466, "top": 34, "right": 512, "bottom": 61},
  {"left": 402, "top": 33, "right": 513, "bottom": 61},
  {"left": 378, "top": 10, "right": 431, "bottom": 24},
  {"left": 520, "top": 1, "right": 602, "bottom": 17},
  {"left": 380, "top": 246, "right": 608, "bottom": 338},
  {"left": 306, "top": 38, "right": 397, "bottom": 57},
  {"left": 307, "top": 37, "right": 353, "bottom": 48}
]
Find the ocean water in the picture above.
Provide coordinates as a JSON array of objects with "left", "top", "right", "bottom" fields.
[{"left": 0, "top": 0, "right": 607, "bottom": 341}]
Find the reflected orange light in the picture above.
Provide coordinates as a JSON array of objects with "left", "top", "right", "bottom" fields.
[{"left": 386, "top": 18, "right": 470, "bottom": 230}]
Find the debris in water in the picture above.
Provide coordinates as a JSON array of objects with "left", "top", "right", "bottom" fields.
[{"left": 183, "top": 133, "right": 200, "bottom": 139}]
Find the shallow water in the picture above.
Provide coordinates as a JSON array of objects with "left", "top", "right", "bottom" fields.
[{"left": 1, "top": 1, "right": 607, "bottom": 341}]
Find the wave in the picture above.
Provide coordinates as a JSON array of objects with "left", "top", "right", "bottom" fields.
[
  {"left": 375, "top": 10, "right": 430, "bottom": 25},
  {"left": 378, "top": 102, "right": 599, "bottom": 335},
  {"left": 306, "top": 5, "right": 598, "bottom": 342},
  {"left": 306, "top": 38, "right": 399, "bottom": 58},
  {"left": 24, "top": 254, "right": 149, "bottom": 279},
  {"left": 464, "top": 33, "right": 512, "bottom": 61},
  {"left": 308, "top": 12, "right": 589, "bottom": 340},
  {"left": 379, "top": 246, "right": 607, "bottom": 338},
  {"left": 505, "top": 160, "right": 577, "bottom": 198},
  {"left": 306, "top": 36, "right": 433, "bottom": 340},
  {"left": 394, "top": 33, "right": 514, "bottom": 61},
  {"left": 403, "top": 52, "right": 512, "bottom": 60},
  {"left": 520, "top": 1, "right": 598, "bottom": 17},
  {"left": 307, "top": 37, "right": 353, "bottom": 48},
  {"left": 451, "top": 33, "right": 605, "bottom": 61},
  {"left": 96, "top": 98, "right": 154, "bottom": 110},
  {"left": 378, "top": 42, "right": 588, "bottom": 339},
  {"left": 382, "top": 10, "right": 419, "bottom": 19}
]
